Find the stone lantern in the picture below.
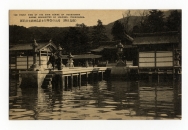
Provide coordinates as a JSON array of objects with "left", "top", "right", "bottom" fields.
[
  {"left": 57, "top": 44, "right": 63, "bottom": 70},
  {"left": 116, "top": 41, "right": 125, "bottom": 66},
  {"left": 66, "top": 53, "right": 74, "bottom": 67},
  {"left": 29, "top": 39, "right": 41, "bottom": 71}
]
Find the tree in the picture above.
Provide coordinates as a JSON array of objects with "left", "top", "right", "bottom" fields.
[
  {"left": 166, "top": 10, "right": 181, "bottom": 32},
  {"left": 76, "top": 23, "right": 91, "bottom": 53},
  {"left": 9, "top": 25, "right": 33, "bottom": 43},
  {"left": 111, "top": 20, "right": 125, "bottom": 41},
  {"left": 61, "top": 24, "right": 91, "bottom": 54},
  {"left": 139, "top": 10, "right": 165, "bottom": 33},
  {"left": 91, "top": 20, "right": 109, "bottom": 47}
]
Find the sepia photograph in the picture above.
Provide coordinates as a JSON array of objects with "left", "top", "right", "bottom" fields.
[{"left": 8, "top": 9, "right": 182, "bottom": 120}]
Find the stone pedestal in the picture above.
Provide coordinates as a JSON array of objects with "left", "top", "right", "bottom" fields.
[
  {"left": 66, "top": 53, "right": 74, "bottom": 67},
  {"left": 20, "top": 70, "right": 49, "bottom": 88},
  {"left": 66, "top": 59, "right": 74, "bottom": 67},
  {"left": 111, "top": 67, "right": 127, "bottom": 75},
  {"left": 116, "top": 60, "right": 125, "bottom": 67}
]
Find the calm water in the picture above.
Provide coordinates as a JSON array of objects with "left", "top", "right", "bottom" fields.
[{"left": 9, "top": 75, "right": 181, "bottom": 120}]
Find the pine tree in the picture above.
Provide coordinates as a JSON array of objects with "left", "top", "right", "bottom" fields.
[
  {"left": 111, "top": 20, "right": 125, "bottom": 41},
  {"left": 91, "top": 20, "right": 109, "bottom": 47},
  {"left": 166, "top": 10, "right": 181, "bottom": 32}
]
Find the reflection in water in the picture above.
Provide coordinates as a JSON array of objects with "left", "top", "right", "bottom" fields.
[{"left": 9, "top": 75, "right": 181, "bottom": 120}]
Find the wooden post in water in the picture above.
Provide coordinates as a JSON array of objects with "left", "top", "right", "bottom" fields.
[
  {"left": 96, "top": 71, "right": 99, "bottom": 81},
  {"left": 71, "top": 74, "right": 73, "bottom": 91},
  {"left": 27, "top": 50, "right": 29, "bottom": 69},
  {"left": 91, "top": 72, "right": 94, "bottom": 84},
  {"left": 86, "top": 72, "right": 88, "bottom": 86},
  {"left": 79, "top": 73, "right": 81, "bottom": 89},
  {"left": 66, "top": 76, "right": 69, "bottom": 90},
  {"left": 76, "top": 75, "right": 78, "bottom": 87},
  {"left": 155, "top": 82, "right": 157, "bottom": 117},
  {"left": 157, "top": 70, "right": 160, "bottom": 83},
  {"left": 61, "top": 75, "right": 64, "bottom": 90},
  {"left": 149, "top": 72, "right": 152, "bottom": 82},
  {"left": 101, "top": 71, "right": 103, "bottom": 81}
]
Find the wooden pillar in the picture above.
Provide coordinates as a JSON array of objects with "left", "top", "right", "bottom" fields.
[
  {"left": 101, "top": 71, "right": 103, "bottom": 81},
  {"left": 76, "top": 75, "right": 78, "bottom": 87},
  {"left": 157, "top": 71, "right": 160, "bottom": 83},
  {"left": 27, "top": 50, "right": 29, "bottom": 69},
  {"left": 64, "top": 76, "right": 68, "bottom": 91},
  {"left": 91, "top": 72, "right": 94, "bottom": 84},
  {"left": 39, "top": 50, "right": 41, "bottom": 66},
  {"left": 149, "top": 74, "right": 152, "bottom": 82},
  {"left": 86, "top": 72, "right": 88, "bottom": 87},
  {"left": 71, "top": 74, "right": 73, "bottom": 91},
  {"left": 47, "top": 49, "right": 48, "bottom": 68},
  {"left": 15, "top": 51, "right": 17, "bottom": 70},
  {"left": 61, "top": 75, "right": 64, "bottom": 90},
  {"left": 79, "top": 73, "right": 81, "bottom": 89},
  {"left": 155, "top": 49, "right": 156, "bottom": 69},
  {"left": 9, "top": 52, "right": 11, "bottom": 71},
  {"left": 137, "top": 48, "right": 140, "bottom": 80},
  {"left": 137, "top": 81, "right": 140, "bottom": 109},
  {"left": 96, "top": 71, "right": 99, "bottom": 81},
  {"left": 172, "top": 44, "right": 175, "bottom": 80},
  {"left": 66, "top": 76, "right": 69, "bottom": 88},
  {"left": 154, "top": 82, "right": 157, "bottom": 117}
]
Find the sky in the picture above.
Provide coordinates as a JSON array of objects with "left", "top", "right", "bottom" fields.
[{"left": 9, "top": 10, "right": 148, "bottom": 28}]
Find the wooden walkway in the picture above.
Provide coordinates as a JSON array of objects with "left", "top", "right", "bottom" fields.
[
  {"left": 41, "top": 67, "right": 109, "bottom": 90},
  {"left": 51, "top": 67, "right": 108, "bottom": 75}
]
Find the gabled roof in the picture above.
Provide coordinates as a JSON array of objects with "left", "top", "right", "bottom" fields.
[
  {"left": 91, "top": 45, "right": 116, "bottom": 52},
  {"left": 9, "top": 42, "right": 57, "bottom": 51},
  {"left": 91, "top": 44, "right": 135, "bottom": 52},
  {"left": 133, "top": 32, "right": 180, "bottom": 45}
]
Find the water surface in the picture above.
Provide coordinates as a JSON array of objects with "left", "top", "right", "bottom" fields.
[{"left": 9, "top": 76, "right": 181, "bottom": 120}]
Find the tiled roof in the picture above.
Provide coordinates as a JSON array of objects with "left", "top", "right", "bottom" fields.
[
  {"left": 133, "top": 32, "right": 180, "bottom": 45},
  {"left": 91, "top": 45, "right": 115, "bottom": 52},
  {"left": 91, "top": 45, "right": 135, "bottom": 52},
  {"left": 9, "top": 42, "right": 57, "bottom": 51}
]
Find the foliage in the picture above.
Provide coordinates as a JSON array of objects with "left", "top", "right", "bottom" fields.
[
  {"left": 132, "top": 10, "right": 181, "bottom": 34},
  {"left": 9, "top": 25, "right": 33, "bottom": 43},
  {"left": 111, "top": 20, "right": 125, "bottom": 41},
  {"left": 91, "top": 20, "right": 109, "bottom": 47},
  {"left": 166, "top": 10, "right": 181, "bottom": 32},
  {"left": 140, "top": 10, "right": 165, "bottom": 33},
  {"left": 62, "top": 25, "right": 90, "bottom": 54}
]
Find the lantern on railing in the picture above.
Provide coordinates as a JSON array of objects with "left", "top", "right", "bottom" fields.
[
  {"left": 115, "top": 41, "right": 125, "bottom": 66},
  {"left": 66, "top": 53, "right": 74, "bottom": 67}
]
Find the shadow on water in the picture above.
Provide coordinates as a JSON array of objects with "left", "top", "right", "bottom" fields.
[
  {"left": 105, "top": 74, "right": 181, "bottom": 119},
  {"left": 9, "top": 74, "right": 181, "bottom": 120}
]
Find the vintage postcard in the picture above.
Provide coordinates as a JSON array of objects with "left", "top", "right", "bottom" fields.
[{"left": 9, "top": 10, "right": 182, "bottom": 120}]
